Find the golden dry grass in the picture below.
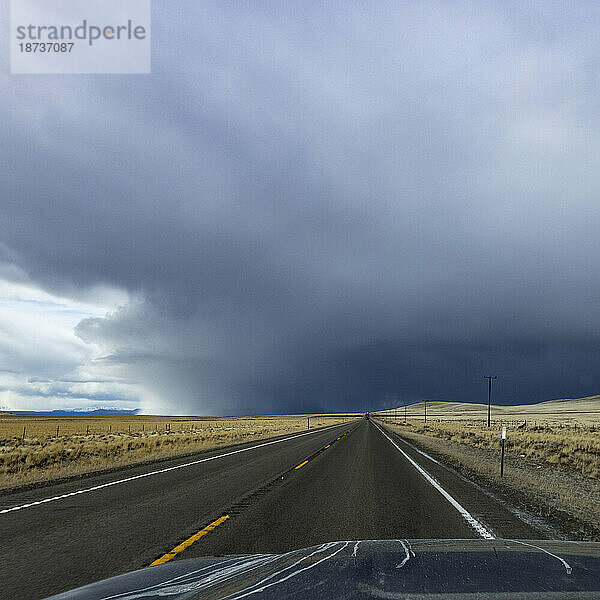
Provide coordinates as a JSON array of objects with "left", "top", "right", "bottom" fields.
[
  {"left": 378, "top": 395, "right": 600, "bottom": 480},
  {"left": 0, "top": 414, "right": 354, "bottom": 490},
  {"left": 0, "top": 414, "right": 330, "bottom": 439},
  {"left": 378, "top": 418, "right": 600, "bottom": 479}
]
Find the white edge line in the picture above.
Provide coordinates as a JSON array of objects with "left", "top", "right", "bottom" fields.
[
  {"left": 1, "top": 422, "right": 351, "bottom": 515},
  {"left": 389, "top": 429, "right": 554, "bottom": 537},
  {"left": 373, "top": 422, "right": 495, "bottom": 540},
  {"left": 395, "top": 436, "right": 442, "bottom": 465}
]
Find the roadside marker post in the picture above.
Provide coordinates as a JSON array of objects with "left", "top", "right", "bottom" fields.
[{"left": 501, "top": 426, "right": 506, "bottom": 477}]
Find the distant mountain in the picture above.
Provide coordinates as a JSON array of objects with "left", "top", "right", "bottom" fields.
[{"left": 3, "top": 408, "right": 141, "bottom": 416}]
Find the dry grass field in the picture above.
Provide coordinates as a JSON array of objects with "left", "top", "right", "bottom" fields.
[
  {"left": 0, "top": 413, "right": 354, "bottom": 490},
  {"left": 378, "top": 418, "right": 599, "bottom": 479},
  {"left": 378, "top": 395, "right": 600, "bottom": 479}
]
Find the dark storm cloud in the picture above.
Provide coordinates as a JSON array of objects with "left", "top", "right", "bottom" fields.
[{"left": 2, "top": 1, "right": 600, "bottom": 413}]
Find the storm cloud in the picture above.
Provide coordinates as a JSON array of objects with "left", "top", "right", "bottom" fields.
[{"left": 2, "top": 1, "right": 600, "bottom": 414}]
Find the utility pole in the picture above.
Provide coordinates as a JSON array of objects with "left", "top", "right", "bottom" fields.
[
  {"left": 404, "top": 401, "right": 407, "bottom": 424},
  {"left": 501, "top": 426, "right": 506, "bottom": 476},
  {"left": 424, "top": 399, "right": 427, "bottom": 424},
  {"left": 484, "top": 376, "right": 497, "bottom": 428}
]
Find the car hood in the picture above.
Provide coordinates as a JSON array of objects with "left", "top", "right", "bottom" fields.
[{"left": 46, "top": 539, "right": 600, "bottom": 599}]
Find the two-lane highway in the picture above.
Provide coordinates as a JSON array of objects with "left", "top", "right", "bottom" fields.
[
  {"left": 181, "top": 418, "right": 540, "bottom": 560},
  {"left": 0, "top": 418, "right": 543, "bottom": 600}
]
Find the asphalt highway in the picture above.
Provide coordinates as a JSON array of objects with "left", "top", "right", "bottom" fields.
[{"left": 0, "top": 418, "right": 543, "bottom": 600}]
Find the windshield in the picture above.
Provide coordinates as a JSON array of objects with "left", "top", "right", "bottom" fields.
[{"left": 1, "top": 2, "right": 599, "bottom": 599}]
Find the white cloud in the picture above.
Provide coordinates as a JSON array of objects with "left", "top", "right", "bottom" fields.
[{"left": 0, "top": 272, "right": 139, "bottom": 411}]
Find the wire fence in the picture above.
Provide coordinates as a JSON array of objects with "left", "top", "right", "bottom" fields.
[{"left": 0, "top": 414, "right": 358, "bottom": 442}]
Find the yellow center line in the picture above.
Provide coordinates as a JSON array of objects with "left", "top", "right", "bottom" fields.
[
  {"left": 150, "top": 428, "right": 355, "bottom": 568},
  {"left": 150, "top": 514, "right": 230, "bottom": 566}
]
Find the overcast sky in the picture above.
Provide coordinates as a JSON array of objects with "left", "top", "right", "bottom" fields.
[{"left": 2, "top": 1, "right": 600, "bottom": 415}]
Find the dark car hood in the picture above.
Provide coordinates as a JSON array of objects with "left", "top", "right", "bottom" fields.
[{"left": 46, "top": 539, "right": 600, "bottom": 599}]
